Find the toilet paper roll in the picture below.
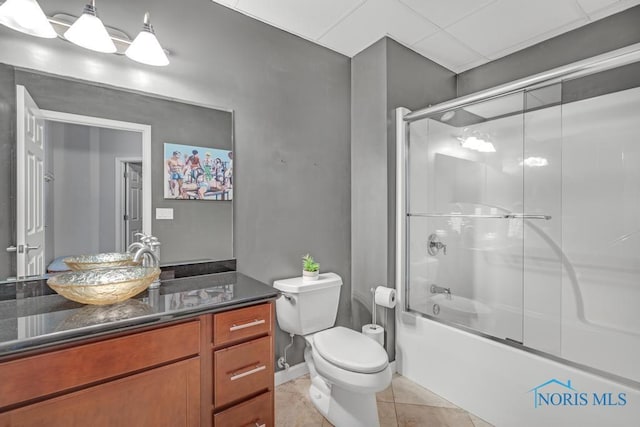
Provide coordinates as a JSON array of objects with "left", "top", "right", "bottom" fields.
[
  {"left": 362, "top": 324, "right": 384, "bottom": 346},
  {"left": 374, "top": 286, "right": 396, "bottom": 308}
]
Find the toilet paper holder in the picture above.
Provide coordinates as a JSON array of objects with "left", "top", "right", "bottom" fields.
[{"left": 370, "top": 286, "right": 394, "bottom": 329}]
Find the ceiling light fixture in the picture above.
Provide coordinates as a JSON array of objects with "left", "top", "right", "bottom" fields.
[
  {"left": 0, "top": 0, "right": 56, "bottom": 38},
  {"left": 520, "top": 157, "right": 548, "bottom": 167},
  {"left": 126, "top": 12, "right": 169, "bottom": 67},
  {"left": 457, "top": 135, "right": 496, "bottom": 153},
  {"left": 64, "top": 0, "right": 116, "bottom": 53}
]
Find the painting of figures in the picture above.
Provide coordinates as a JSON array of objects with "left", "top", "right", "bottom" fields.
[{"left": 164, "top": 143, "right": 233, "bottom": 200}]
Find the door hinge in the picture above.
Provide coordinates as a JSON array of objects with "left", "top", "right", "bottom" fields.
[
  {"left": 124, "top": 214, "right": 129, "bottom": 221},
  {"left": 123, "top": 171, "right": 128, "bottom": 179}
]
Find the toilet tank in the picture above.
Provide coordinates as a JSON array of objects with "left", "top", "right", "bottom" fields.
[{"left": 273, "top": 273, "right": 342, "bottom": 336}]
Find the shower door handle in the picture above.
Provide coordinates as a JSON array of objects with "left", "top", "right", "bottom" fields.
[
  {"left": 427, "top": 234, "right": 447, "bottom": 256},
  {"left": 505, "top": 214, "right": 552, "bottom": 220}
]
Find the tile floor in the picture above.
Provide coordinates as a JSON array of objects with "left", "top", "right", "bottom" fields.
[{"left": 275, "top": 374, "right": 493, "bottom": 427}]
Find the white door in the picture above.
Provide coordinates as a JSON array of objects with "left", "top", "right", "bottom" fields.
[
  {"left": 16, "top": 85, "right": 46, "bottom": 277},
  {"left": 124, "top": 162, "right": 143, "bottom": 248}
]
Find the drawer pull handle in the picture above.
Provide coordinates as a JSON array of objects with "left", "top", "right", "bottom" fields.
[
  {"left": 255, "top": 423, "right": 266, "bottom": 427},
  {"left": 230, "top": 364, "right": 266, "bottom": 381},
  {"left": 230, "top": 319, "right": 265, "bottom": 331}
]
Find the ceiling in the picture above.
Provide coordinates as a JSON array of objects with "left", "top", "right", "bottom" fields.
[{"left": 211, "top": 0, "right": 640, "bottom": 73}]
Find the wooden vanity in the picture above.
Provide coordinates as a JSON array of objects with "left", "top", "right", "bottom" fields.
[{"left": 0, "top": 300, "right": 275, "bottom": 427}]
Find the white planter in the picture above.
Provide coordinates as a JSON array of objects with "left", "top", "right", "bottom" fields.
[{"left": 302, "top": 270, "right": 319, "bottom": 281}]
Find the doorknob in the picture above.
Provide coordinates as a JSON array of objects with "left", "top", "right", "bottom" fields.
[{"left": 25, "top": 244, "right": 40, "bottom": 252}]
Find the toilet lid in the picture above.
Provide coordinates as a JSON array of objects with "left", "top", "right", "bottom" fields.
[{"left": 313, "top": 326, "right": 388, "bottom": 374}]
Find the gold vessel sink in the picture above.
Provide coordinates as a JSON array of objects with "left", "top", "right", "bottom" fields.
[
  {"left": 47, "top": 267, "right": 161, "bottom": 305},
  {"left": 64, "top": 253, "right": 141, "bottom": 271}
]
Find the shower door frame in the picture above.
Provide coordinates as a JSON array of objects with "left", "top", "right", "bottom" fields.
[{"left": 394, "top": 42, "right": 640, "bottom": 389}]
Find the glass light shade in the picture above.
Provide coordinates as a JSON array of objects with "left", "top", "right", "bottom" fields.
[
  {"left": 64, "top": 9, "right": 116, "bottom": 53},
  {"left": 126, "top": 30, "right": 169, "bottom": 66},
  {"left": 0, "top": 0, "right": 57, "bottom": 38},
  {"left": 477, "top": 142, "right": 496, "bottom": 153}
]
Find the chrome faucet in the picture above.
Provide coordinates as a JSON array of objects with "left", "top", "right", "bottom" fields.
[
  {"left": 133, "top": 247, "right": 161, "bottom": 288},
  {"left": 133, "top": 247, "right": 159, "bottom": 267},
  {"left": 127, "top": 241, "right": 146, "bottom": 253},
  {"left": 430, "top": 284, "right": 451, "bottom": 298}
]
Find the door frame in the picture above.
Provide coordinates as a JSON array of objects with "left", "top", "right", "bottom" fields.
[
  {"left": 40, "top": 110, "right": 152, "bottom": 243},
  {"left": 115, "top": 158, "right": 143, "bottom": 252}
]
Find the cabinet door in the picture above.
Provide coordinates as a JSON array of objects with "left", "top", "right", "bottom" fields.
[{"left": 3, "top": 358, "right": 200, "bottom": 427}]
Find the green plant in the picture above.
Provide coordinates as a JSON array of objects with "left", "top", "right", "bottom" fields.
[{"left": 302, "top": 254, "right": 320, "bottom": 272}]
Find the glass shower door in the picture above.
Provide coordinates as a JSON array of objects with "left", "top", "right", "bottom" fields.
[{"left": 406, "top": 92, "right": 526, "bottom": 342}]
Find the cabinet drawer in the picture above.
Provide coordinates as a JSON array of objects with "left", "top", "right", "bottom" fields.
[
  {"left": 214, "top": 336, "right": 272, "bottom": 408},
  {"left": 213, "top": 303, "right": 271, "bottom": 346},
  {"left": 0, "top": 320, "right": 200, "bottom": 410},
  {"left": 213, "top": 391, "right": 273, "bottom": 427}
]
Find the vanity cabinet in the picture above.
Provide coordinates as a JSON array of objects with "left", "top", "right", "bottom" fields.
[{"left": 0, "top": 301, "right": 275, "bottom": 427}]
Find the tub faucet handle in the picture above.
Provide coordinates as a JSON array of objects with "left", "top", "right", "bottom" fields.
[{"left": 427, "top": 234, "right": 447, "bottom": 256}]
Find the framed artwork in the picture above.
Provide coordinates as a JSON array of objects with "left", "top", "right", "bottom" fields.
[{"left": 164, "top": 143, "right": 233, "bottom": 200}]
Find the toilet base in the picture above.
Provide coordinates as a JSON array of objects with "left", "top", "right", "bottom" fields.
[
  {"left": 305, "top": 344, "right": 381, "bottom": 427},
  {"left": 308, "top": 379, "right": 380, "bottom": 427}
]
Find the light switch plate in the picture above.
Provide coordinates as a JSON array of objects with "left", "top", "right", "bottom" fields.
[{"left": 156, "top": 208, "right": 174, "bottom": 220}]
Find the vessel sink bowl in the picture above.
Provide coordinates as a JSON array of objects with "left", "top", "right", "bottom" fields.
[
  {"left": 63, "top": 253, "right": 141, "bottom": 271},
  {"left": 47, "top": 267, "right": 161, "bottom": 305}
]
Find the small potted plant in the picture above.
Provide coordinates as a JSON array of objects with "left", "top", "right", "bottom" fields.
[{"left": 302, "top": 253, "right": 320, "bottom": 281}]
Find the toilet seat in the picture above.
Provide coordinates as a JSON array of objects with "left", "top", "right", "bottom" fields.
[
  {"left": 305, "top": 327, "right": 392, "bottom": 395},
  {"left": 313, "top": 326, "right": 388, "bottom": 373}
]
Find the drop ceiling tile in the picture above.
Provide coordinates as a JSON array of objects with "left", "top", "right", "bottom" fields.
[
  {"left": 446, "top": 0, "right": 584, "bottom": 57},
  {"left": 412, "top": 31, "right": 485, "bottom": 72},
  {"left": 576, "top": 0, "right": 619, "bottom": 14},
  {"left": 400, "top": 0, "right": 496, "bottom": 28},
  {"left": 211, "top": 0, "right": 240, "bottom": 8},
  {"left": 235, "top": 0, "right": 365, "bottom": 40},
  {"left": 319, "top": 0, "right": 439, "bottom": 57},
  {"left": 485, "top": 17, "right": 588, "bottom": 60},
  {"left": 457, "top": 56, "right": 492, "bottom": 73}
]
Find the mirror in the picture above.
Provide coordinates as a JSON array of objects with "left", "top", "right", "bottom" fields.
[{"left": 0, "top": 64, "right": 234, "bottom": 282}]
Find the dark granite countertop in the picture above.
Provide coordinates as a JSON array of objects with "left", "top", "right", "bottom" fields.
[{"left": 0, "top": 272, "right": 279, "bottom": 358}]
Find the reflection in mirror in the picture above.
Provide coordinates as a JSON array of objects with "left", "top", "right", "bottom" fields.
[{"left": 0, "top": 65, "right": 234, "bottom": 283}]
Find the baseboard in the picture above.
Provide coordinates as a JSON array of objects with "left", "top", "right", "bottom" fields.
[
  {"left": 274, "top": 362, "right": 309, "bottom": 386},
  {"left": 274, "top": 359, "right": 397, "bottom": 386}
]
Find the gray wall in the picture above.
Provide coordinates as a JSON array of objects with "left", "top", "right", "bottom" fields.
[
  {"left": 0, "top": 65, "right": 15, "bottom": 277},
  {"left": 351, "top": 38, "right": 387, "bottom": 342},
  {"left": 351, "top": 38, "right": 457, "bottom": 360},
  {"left": 97, "top": 128, "right": 143, "bottom": 253},
  {"left": 0, "top": 0, "right": 351, "bottom": 368},
  {"left": 50, "top": 123, "right": 96, "bottom": 259},
  {"left": 47, "top": 123, "right": 141, "bottom": 261}
]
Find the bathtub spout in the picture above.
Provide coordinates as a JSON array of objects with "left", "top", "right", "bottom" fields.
[{"left": 430, "top": 284, "right": 451, "bottom": 298}]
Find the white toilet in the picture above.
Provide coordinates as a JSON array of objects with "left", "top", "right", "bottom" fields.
[{"left": 274, "top": 273, "right": 392, "bottom": 427}]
